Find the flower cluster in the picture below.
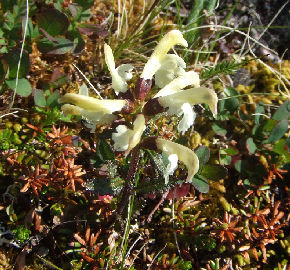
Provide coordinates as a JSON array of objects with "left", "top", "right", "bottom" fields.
[{"left": 59, "top": 30, "right": 218, "bottom": 184}]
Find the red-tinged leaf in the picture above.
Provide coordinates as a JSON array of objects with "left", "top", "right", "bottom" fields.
[
  {"left": 78, "top": 23, "right": 109, "bottom": 38},
  {"left": 260, "top": 244, "right": 267, "bottom": 262},
  {"left": 85, "top": 227, "right": 91, "bottom": 243},
  {"left": 50, "top": 67, "right": 69, "bottom": 87},
  {"left": 167, "top": 183, "right": 191, "bottom": 199},
  {"left": 80, "top": 252, "right": 95, "bottom": 263},
  {"left": 252, "top": 248, "right": 259, "bottom": 261},
  {"left": 74, "top": 233, "right": 86, "bottom": 246}
]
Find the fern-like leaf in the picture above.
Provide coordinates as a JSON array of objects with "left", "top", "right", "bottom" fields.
[{"left": 200, "top": 58, "right": 253, "bottom": 82}]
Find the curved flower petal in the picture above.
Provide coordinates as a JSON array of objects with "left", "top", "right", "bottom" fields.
[
  {"left": 159, "top": 87, "right": 218, "bottom": 116},
  {"left": 61, "top": 104, "right": 117, "bottom": 124},
  {"left": 112, "top": 114, "right": 145, "bottom": 153},
  {"left": 104, "top": 44, "right": 130, "bottom": 94},
  {"left": 156, "top": 138, "right": 199, "bottom": 182},
  {"left": 154, "top": 71, "right": 200, "bottom": 98},
  {"left": 155, "top": 54, "right": 186, "bottom": 88},
  {"left": 141, "top": 30, "right": 188, "bottom": 80},
  {"left": 59, "top": 93, "right": 127, "bottom": 113}
]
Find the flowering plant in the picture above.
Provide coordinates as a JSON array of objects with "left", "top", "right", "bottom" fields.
[{"left": 59, "top": 30, "right": 218, "bottom": 191}]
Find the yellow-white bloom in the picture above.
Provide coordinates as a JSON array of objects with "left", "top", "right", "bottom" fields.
[
  {"left": 156, "top": 138, "right": 199, "bottom": 183},
  {"left": 59, "top": 90, "right": 127, "bottom": 131},
  {"left": 155, "top": 54, "right": 186, "bottom": 88},
  {"left": 158, "top": 87, "right": 218, "bottom": 134},
  {"left": 112, "top": 114, "right": 145, "bottom": 154},
  {"left": 104, "top": 43, "right": 133, "bottom": 94},
  {"left": 154, "top": 70, "right": 200, "bottom": 98},
  {"left": 141, "top": 30, "right": 188, "bottom": 80}
]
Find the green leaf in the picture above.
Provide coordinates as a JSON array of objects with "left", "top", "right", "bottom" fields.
[
  {"left": 68, "top": 4, "right": 91, "bottom": 21},
  {"left": 220, "top": 87, "right": 239, "bottom": 113},
  {"left": 37, "top": 37, "right": 74, "bottom": 55},
  {"left": 201, "top": 164, "right": 228, "bottom": 180},
  {"left": 273, "top": 101, "right": 290, "bottom": 121},
  {"left": 4, "top": 50, "right": 30, "bottom": 79},
  {"left": 267, "top": 120, "right": 288, "bottom": 144},
  {"left": 272, "top": 139, "right": 290, "bottom": 163},
  {"left": 68, "top": 3, "right": 83, "bottom": 19},
  {"left": 34, "top": 89, "right": 46, "bottom": 107},
  {"left": 212, "top": 123, "right": 227, "bottom": 136},
  {"left": 263, "top": 119, "right": 276, "bottom": 132},
  {"left": 246, "top": 137, "right": 257, "bottom": 154},
  {"left": 37, "top": 8, "right": 70, "bottom": 36},
  {"left": 25, "top": 18, "right": 40, "bottom": 39},
  {"left": 66, "top": 29, "right": 85, "bottom": 54},
  {"left": 220, "top": 147, "right": 238, "bottom": 156},
  {"left": 255, "top": 102, "right": 264, "bottom": 124},
  {"left": 6, "top": 78, "right": 32, "bottom": 97},
  {"left": 185, "top": 0, "right": 205, "bottom": 46},
  {"left": 0, "top": 0, "right": 17, "bottom": 12},
  {"left": 46, "top": 91, "right": 60, "bottom": 107},
  {"left": 97, "top": 140, "right": 114, "bottom": 161},
  {"left": 200, "top": 59, "right": 245, "bottom": 81},
  {"left": 195, "top": 145, "right": 210, "bottom": 166},
  {"left": 75, "top": 0, "right": 94, "bottom": 9},
  {"left": 192, "top": 174, "right": 209, "bottom": 193},
  {"left": 146, "top": 149, "right": 167, "bottom": 178},
  {"left": 234, "top": 160, "right": 248, "bottom": 173},
  {"left": 13, "top": 225, "right": 31, "bottom": 242},
  {"left": 220, "top": 155, "right": 231, "bottom": 166}
]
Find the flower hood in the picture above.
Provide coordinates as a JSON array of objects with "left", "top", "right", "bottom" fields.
[
  {"left": 104, "top": 43, "right": 133, "bottom": 94},
  {"left": 141, "top": 30, "right": 188, "bottom": 80}
]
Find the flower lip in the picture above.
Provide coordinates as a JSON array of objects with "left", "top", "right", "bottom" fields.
[{"left": 155, "top": 54, "right": 186, "bottom": 89}]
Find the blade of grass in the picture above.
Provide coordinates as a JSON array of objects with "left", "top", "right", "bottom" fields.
[
  {"left": 9, "top": 0, "right": 29, "bottom": 112},
  {"left": 203, "top": 0, "right": 239, "bottom": 62},
  {"left": 185, "top": 0, "right": 205, "bottom": 46}
]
